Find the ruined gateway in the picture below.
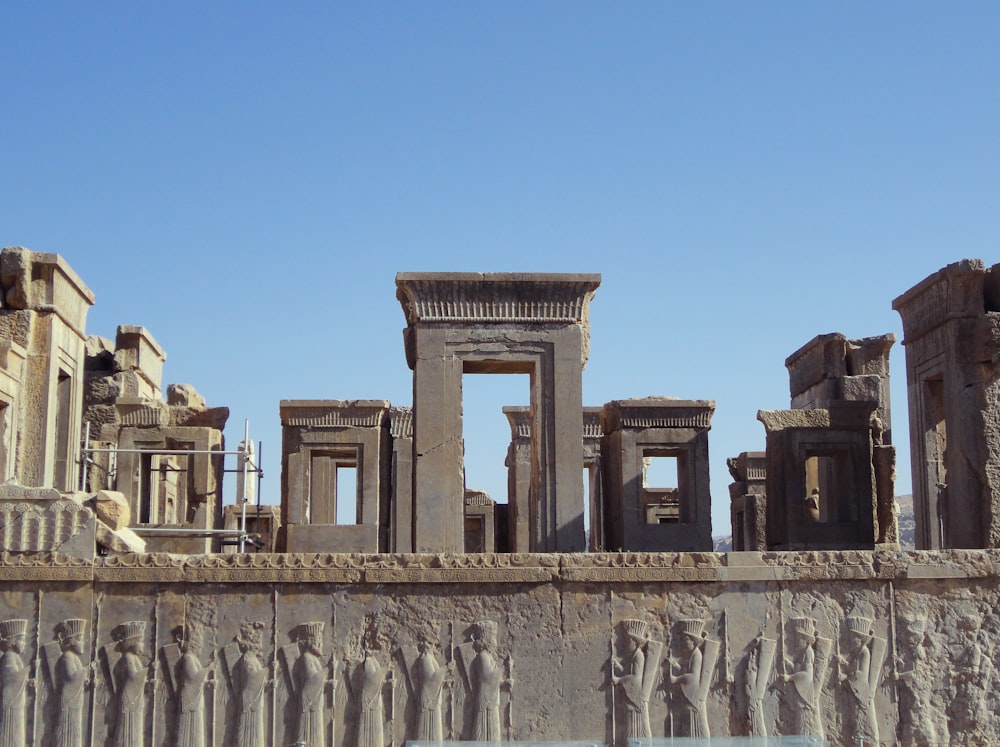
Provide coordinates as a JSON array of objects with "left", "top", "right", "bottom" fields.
[{"left": 2, "top": 248, "right": 1000, "bottom": 746}]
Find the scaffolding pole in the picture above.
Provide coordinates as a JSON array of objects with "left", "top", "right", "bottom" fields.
[{"left": 77, "top": 418, "right": 263, "bottom": 551}]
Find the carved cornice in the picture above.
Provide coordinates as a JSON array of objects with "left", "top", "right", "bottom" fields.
[
  {"left": 602, "top": 398, "right": 715, "bottom": 432},
  {"left": 395, "top": 272, "right": 600, "bottom": 326},
  {"left": 892, "top": 259, "right": 991, "bottom": 345},
  {"left": 4, "top": 549, "right": 999, "bottom": 584},
  {"left": 388, "top": 407, "right": 413, "bottom": 439},
  {"left": 0, "top": 552, "right": 93, "bottom": 580},
  {"left": 115, "top": 398, "right": 168, "bottom": 427},
  {"left": 280, "top": 400, "right": 390, "bottom": 428}
]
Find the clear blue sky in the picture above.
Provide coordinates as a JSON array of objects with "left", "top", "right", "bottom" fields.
[{"left": 4, "top": 2, "right": 999, "bottom": 536}]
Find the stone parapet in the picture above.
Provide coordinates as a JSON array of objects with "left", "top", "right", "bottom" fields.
[{"left": 1, "top": 549, "right": 1000, "bottom": 744}]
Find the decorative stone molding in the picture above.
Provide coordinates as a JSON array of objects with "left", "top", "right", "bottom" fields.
[
  {"left": 602, "top": 398, "right": 716, "bottom": 431},
  {"left": 279, "top": 399, "right": 390, "bottom": 428}
]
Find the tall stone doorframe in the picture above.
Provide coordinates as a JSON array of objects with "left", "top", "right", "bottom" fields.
[
  {"left": 601, "top": 398, "right": 715, "bottom": 552},
  {"left": 397, "top": 272, "right": 600, "bottom": 552},
  {"left": 504, "top": 405, "right": 605, "bottom": 552},
  {"left": 280, "top": 400, "right": 391, "bottom": 553},
  {"left": 893, "top": 259, "right": 1000, "bottom": 549},
  {"left": 785, "top": 331, "right": 898, "bottom": 545},
  {"left": 757, "top": 402, "right": 879, "bottom": 550},
  {"left": 0, "top": 247, "right": 94, "bottom": 490},
  {"left": 728, "top": 451, "right": 767, "bottom": 551}
]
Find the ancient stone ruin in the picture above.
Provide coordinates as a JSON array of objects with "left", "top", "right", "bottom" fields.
[{"left": 4, "top": 246, "right": 1000, "bottom": 745}]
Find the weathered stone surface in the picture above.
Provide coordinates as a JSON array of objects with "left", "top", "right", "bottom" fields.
[
  {"left": 166, "top": 382, "right": 206, "bottom": 407},
  {"left": 113, "top": 323, "right": 165, "bottom": 391},
  {"left": 397, "top": 273, "right": 599, "bottom": 553},
  {"left": 95, "top": 521, "right": 146, "bottom": 553},
  {"left": 894, "top": 258, "right": 1000, "bottom": 549},
  {"left": 0, "top": 484, "right": 95, "bottom": 558},
  {"left": 90, "top": 489, "right": 130, "bottom": 529},
  {"left": 2, "top": 549, "right": 1000, "bottom": 744}
]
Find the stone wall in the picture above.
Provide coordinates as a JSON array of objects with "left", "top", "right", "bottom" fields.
[{"left": 2, "top": 549, "right": 1000, "bottom": 746}]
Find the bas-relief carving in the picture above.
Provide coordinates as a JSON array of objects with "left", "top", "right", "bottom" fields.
[
  {"left": 667, "top": 619, "right": 719, "bottom": 739},
  {"left": 160, "top": 599, "right": 216, "bottom": 747},
  {"left": 609, "top": 619, "right": 661, "bottom": 740},
  {"left": 456, "top": 620, "right": 510, "bottom": 741},
  {"left": 949, "top": 611, "right": 993, "bottom": 738},
  {"left": 782, "top": 616, "right": 832, "bottom": 741},
  {"left": 345, "top": 621, "right": 390, "bottom": 747},
  {"left": 104, "top": 620, "right": 149, "bottom": 747},
  {"left": 743, "top": 635, "right": 775, "bottom": 737},
  {"left": 42, "top": 618, "right": 89, "bottom": 747},
  {"left": 280, "top": 621, "right": 331, "bottom": 747},
  {"left": 0, "top": 619, "right": 29, "bottom": 747},
  {"left": 837, "top": 615, "right": 885, "bottom": 746},
  {"left": 895, "top": 610, "right": 947, "bottom": 746},
  {"left": 220, "top": 620, "right": 269, "bottom": 747},
  {"left": 399, "top": 632, "right": 449, "bottom": 742}
]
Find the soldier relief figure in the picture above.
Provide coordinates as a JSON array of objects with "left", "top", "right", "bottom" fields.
[
  {"left": 0, "top": 619, "right": 29, "bottom": 747},
  {"left": 837, "top": 615, "right": 885, "bottom": 746},
  {"left": 351, "top": 623, "right": 388, "bottom": 747},
  {"left": 457, "top": 620, "right": 509, "bottom": 741},
  {"left": 109, "top": 620, "right": 148, "bottom": 747},
  {"left": 609, "top": 619, "right": 662, "bottom": 740},
  {"left": 668, "top": 618, "right": 719, "bottom": 739},
  {"left": 743, "top": 635, "right": 775, "bottom": 737},
  {"left": 400, "top": 632, "right": 449, "bottom": 742},
  {"left": 284, "top": 621, "right": 329, "bottom": 747},
  {"left": 50, "top": 618, "right": 89, "bottom": 747},
  {"left": 895, "top": 612, "right": 946, "bottom": 746},
  {"left": 171, "top": 625, "right": 212, "bottom": 747},
  {"left": 782, "top": 616, "right": 832, "bottom": 740},
  {"left": 222, "top": 620, "right": 269, "bottom": 747}
]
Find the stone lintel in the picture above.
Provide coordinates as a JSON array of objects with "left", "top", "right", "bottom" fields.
[
  {"left": 757, "top": 408, "right": 831, "bottom": 433},
  {"left": 279, "top": 399, "right": 390, "bottom": 428},
  {"left": 892, "top": 258, "right": 996, "bottom": 345},
  {"left": 395, "top": 272, "right": 601, "bottom": 326},
  {"left": 785, "top": 332, "right": 848, "bottom": 399},
  {"left": 602, "top": 397, "right": 715, "bottom": 433},
  {"left": 0, "top": 246, "right": 95, "bottom": 336}
]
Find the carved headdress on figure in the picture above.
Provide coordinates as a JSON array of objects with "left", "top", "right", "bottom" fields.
[{"left": 0, "top": 619, "right": 27, "bottom": 641}]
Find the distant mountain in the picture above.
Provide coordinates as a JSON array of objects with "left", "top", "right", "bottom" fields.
[{"left": 712, "top": 494, "right": 916, "bottom": 552}]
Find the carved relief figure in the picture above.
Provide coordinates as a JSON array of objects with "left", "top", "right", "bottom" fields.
[
  {"left": 951, "top": 613, "right": 992, "bottom": 733},
  {"left": 744, "top": 635, "right": 775, "bottom": 737},
  {"left": 668, "top": 619, "right": 719, "bottom": 738},
  {"left": 400, "top": 633, "right": 448, "bottom": 741},
  {"left": 111, "top": 621, "right": 148, "bottom": 747},
  {"left": 609, "top": 619, "right": 662, "bottom": 740},
  {"left": 895, "top": 612, "right": 945, "bottom": 746},
  {"left": 223, "top": 620, "right": 268, "bottom": 747},
  {"left": 290, "top": 621, "right": 328, "bottom": 747},
  {"left": 0, "top": 619, "right": 29, "bottom": 747},
  {"left": 837, "top": 616, "right": 885, "bottom": 746},
  {"left": 457, "top": 620, "right": 507, "bottom": 741},
  {"left": 172, "top": 625, "right": 211, "bottom": 747},
  {"left": 782, "top": 616, "right": 832, "bottom": 740},
  {"left": 53, "top": 618, "right": 88, "bottom": 747},
  {"left": 353, "top": 625, "right": 388, "bottom": 747}
]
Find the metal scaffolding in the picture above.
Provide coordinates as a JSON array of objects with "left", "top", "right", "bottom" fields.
[{"left": 79, "top": 418, "right": 263, "bottom": 552}]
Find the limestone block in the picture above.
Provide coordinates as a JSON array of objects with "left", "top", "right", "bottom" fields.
[
  {"left": 0, "top": 483, "right": 95, "bottom": 558},
  {"left": 166, "top": 382, "right": 206, "bottom": 407},
  {"left": 168, "top": 405, "right": 230, "bottom": 429},
  {"left": 114, "top": 397, "right": 168, "bottom": 426},
  {"left": 0, "top": 246, "right": 94, "bottom": 333},
  {"left": 95, "top": 521, "right": 146, "bottom": 553},
  {"left": 114, "top": 324, "right": 166, "bottom": 391},
  {"left": 91, "top": 489, "right": 130, "bottom": 530},
  {"left": 839, "top": 373, "right": 882, "bottom": 404}
]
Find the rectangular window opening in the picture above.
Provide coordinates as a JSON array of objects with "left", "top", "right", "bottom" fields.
[{"left": 335, "top": 464, "right": 359, "bottom": 525}]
